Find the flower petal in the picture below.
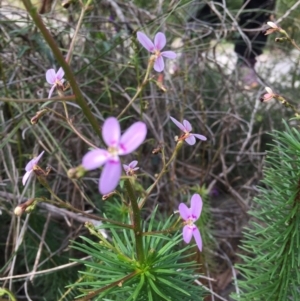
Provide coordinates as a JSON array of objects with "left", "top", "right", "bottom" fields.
[
  {"left": 265, "top": 87, "right": 273, "bottom": 94},
  {"left": 182, "top": 120, "right": 191, "bottom": 132},
  {"left": 193, "top": 133, "right": 207, "bottom": 141},
  {"left": 119, "top": 122, "right": 147, "bottom": 155},
  {"left": 123, "top": 164, "right": 129, "bottom": 171},
  {"left": 102, "top": 117, "right": 121, "bottom": 147},
  {"left": 137, "top": 31, "right": 155, "bottom": 52},
  {"left": 129, "top": 160, "right": 138, "bottom": 168},
  {"left": 190, "top": 194, "right": 203, "bottom": 220},
  {"left": 99, "top": 160, "right": 122, "bottom": 194},
  {"left": 22, "top": 170, "right": 33, "bottom": 186},
  {"left": 154, "top": 32, "right": 166, "bottom": 51},
  {"left": 25, "top": 151, "right": 45, "bottom": 172},
  {"left": 154, "top": 56, "right": 164, "bottom": 72},
  {"left": 193, "top": 227, "right": 203, "bottom": 251},
  {"left": 170, "top": 116, "right": 185, "bottom": 131},
  {"left": 182, "top": 225, "right": 193, "bottom": 243},
  {"left": 35, "top": 150, "right": 45, "bottom": 161},
  {"left": 179, "top": 203, "right": 190, "bottom": 220},
  {"left": 185, "top": 135, "right": 196, "bottom": 145},
  {"left": 48, "top": 85, "right": 56, "bottom": 99},
  {"left": 161, "top": 51, "right": 177, "bottom": 59},
  {"left": 56, "top": 67, "right": 64, "bottom": 80},
  {"left": 82, "top": 149, "right": 109, "bottom": 170},
  {"left": 46, "top": 69, "right": 56, "bottom": 84}
]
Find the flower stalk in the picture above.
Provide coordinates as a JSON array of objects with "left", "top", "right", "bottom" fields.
[
  {"left": 117, "top": 58, "right": 154, "bottom": 119},
  {"left": 124, "top": 179, "right": 145, "bottom": 264},
  {"left": 139, "top": 141, "right": 184, "bottom": 209},
  {"left": 21, "top": 0, "right": 102, "bottom": 138}
]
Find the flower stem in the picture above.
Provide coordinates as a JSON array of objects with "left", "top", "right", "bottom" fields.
[
  {"left": 75, "top": 271, "right": 139, "bottom": 301},
  {"left": 0, "top": 288, "right": 17, "bottom": 301},
  {"left": 117, "top": 59, "right": 154, "bottom": 119},
  {"left": 124, "top": 179, "right": 145, "bottom": 264},
  {"left": 274, "top": 95, "right": 300, "bottom": 117},
  {"left": 37, "top": 183, "right": 133, "bottom": 228},
  {"left": 280, "top": 29, "right": 300, "bottom": 52},
  {"left": 21, "top": 0, "right": 102, "bottom": 139},
  {"left": 65, "top": 0, "right": 92, "bottom": 64},
  {"left": 139, "top": 141, "right": 183, "bottom": 209}
]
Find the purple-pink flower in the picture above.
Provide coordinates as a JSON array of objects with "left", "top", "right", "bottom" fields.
[
  {"left": 260, "top": 87, "right": 275, "bottom": 102},
  {"left": 82, "top": 117, "right": 147, "bottom": 194},
  {"left": 123, "top": 160, "right": 139, "bottom": 176},
  {"left": 179, "top": 194, "right": 203, "bottom": 252},
  {"left": 46, "top": 67, "right": 65, "bottom": 98},
  {"left": 136, "top": 32, "right": 177, "bottom": 72},
  {"left": 170, "top": 116, "right": 207, "bottom": 145},
  {"left": 22, "top": 151, "right": 45, "bottom": 186}
]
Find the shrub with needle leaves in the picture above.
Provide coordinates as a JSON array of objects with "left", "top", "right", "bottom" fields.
[
  {"left": 233, "top": 121, "right": 300, "bottom": 300},
  {"left": 70, "top": 207, "right": 205, "bottom": 301}
]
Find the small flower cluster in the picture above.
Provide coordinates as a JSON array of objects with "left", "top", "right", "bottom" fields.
[
  {"left": 21, "top": 31, "right": 206, "bottom": 253},
  {"left": 170, "top": 116, "right": 206, "bottom": 251}
]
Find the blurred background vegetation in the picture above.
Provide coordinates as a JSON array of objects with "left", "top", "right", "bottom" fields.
[{"left": 1, "top": 0, "right": 300, "bottom": 300}]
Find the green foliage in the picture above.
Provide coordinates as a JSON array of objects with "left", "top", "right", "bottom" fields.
[
  {"left": 70, "top": 208, "right": 206, "bottom": 300},
  {"left": 3, "top": 0, "right": 300, "bottom": 300},
  {"left": 233, "top": 121, "right": 300, "bottom": 300},
  {"left": 0, "top": 211, "right": 78, "bottom": 301}
]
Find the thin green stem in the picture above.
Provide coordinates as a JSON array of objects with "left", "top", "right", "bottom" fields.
[
  {"left": 117, "top": 58, "right": 154, "bottom": 119},
  {"left": 124, "top": 179, "right": 145, "bottom": 264},
  {"left": 75, "top": 271, "right": 139, "bottom": 301},
  {"left": 0, "top": 288, "right": 17, "bottom": 301},
  {"left": 40, "top": 107, "right": 98, "bottom": 148},
  {"left": 281, "top": 29, "right": 300, "bottom": 52},
  {"left": 275, "top": 95, "right": 300, "bottom": 117},
  {"left": 62, "top": 99, "right": 69, "bottom": 120},
  {"left": 37, "top": 184, "right": 132, "bottom": 228},
  {"left": 139, "top": 141, "right": 183, "bottom": 209},
  {"left": 65, "top": 0, "right": 92, "bottom": 64},
  {"left": 21, "top": 0, "right": 102, "bottom": 139},
  {"left": 142, "top": 217, "right": 181, "bottom": 236}
]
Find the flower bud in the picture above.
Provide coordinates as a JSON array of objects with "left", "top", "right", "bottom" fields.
[
  {"left": 264, "top": 22, "right": 282, "bottom": 35},
  {"left": 14, "top": 198, "right": 36, "bottom": 216},
  {"left": 267, "top": 21, "right": 278, "bottom": 29},
  {"left": 275, "top": 37, "right": 288, "bottom": 43},
  {"left": 14, "top": 206, "right": 23, "bottom": 216},
  {"left": 102, "top": 191, "right": 116, "bottom": 201},
  {"left": 67, "top": 165, "right": 86, "bottom": 179},
  {"left": 260, "top": 87, "right": 276, "bottom": 102},
  {"left": 31, "top": 109, "right": 48, "bottom": 125}
]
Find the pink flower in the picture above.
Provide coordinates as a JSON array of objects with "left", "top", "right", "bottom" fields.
[
  {"left": 136, "top": 32, "right": 177, "bottom": 72},
  {"left": 179, "top": 194, "right": 203, "bottom": 252},
  {"left": 123, "top": 160, "right": 139, "bottom": 176},
  {"left": 264, "top": 21, "right": 281, "bottom": 35},
  {"left": 260, "top": 87, "right": 276, "bottom": 102},
  {"left": 82, "top": 117, "right": 147, "bottom": 194},
  {"left": 170, "top": 116, "right": 207, "bottom": 145},
  {"left": 46, "top": 67, "right": 65, "bottom": 98},
  {"left": 22, "top": 151, "right": 45, "bottom": 186},
  {"left": 267, "top": 21, "right": 279, "bottom": 29}
]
